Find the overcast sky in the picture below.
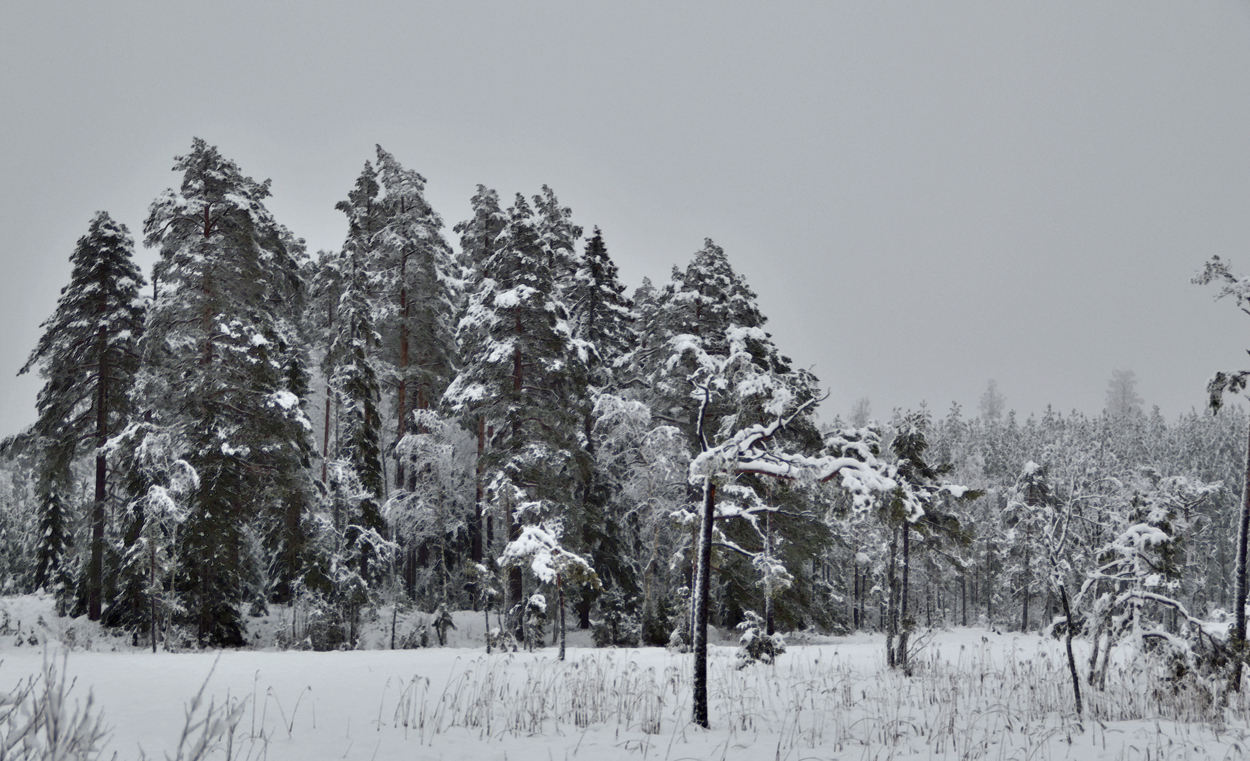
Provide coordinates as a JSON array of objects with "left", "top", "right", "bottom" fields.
[{"left": 3, "top": 1, "right": 1250, "bottom": 437}]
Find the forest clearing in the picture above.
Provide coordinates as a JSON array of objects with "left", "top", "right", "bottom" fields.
[{"left": 1, "top": 592, "right": 1247, "bottom": 761}]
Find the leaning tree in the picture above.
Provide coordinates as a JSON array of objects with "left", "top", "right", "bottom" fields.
[{"left": 1195, "top": 255, "right": 1250, "bottom": 692}]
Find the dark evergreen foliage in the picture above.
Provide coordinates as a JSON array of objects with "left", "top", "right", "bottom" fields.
[{"left": 19, "top": 212, "right": 146, "bottom": 616}]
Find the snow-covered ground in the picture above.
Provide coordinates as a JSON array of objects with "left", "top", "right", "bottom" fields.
[{"left": 1, "top": 594, "right": 1248, "bottom": 760}]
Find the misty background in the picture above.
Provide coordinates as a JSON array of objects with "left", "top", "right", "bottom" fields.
[{"left": 3, "top": 1, "right": 1250, "bottom": 436}]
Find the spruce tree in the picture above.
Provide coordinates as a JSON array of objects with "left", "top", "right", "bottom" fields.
[
  {"left": 451, "top": 185, "right": 507, "bottom": 565},
  {"left": 19, "top": 211, "right": 146, "bottom": 618},
  {"left": 569, "top": 227, "right": 635, "bottom": 387},
  {"left": 326, "top": 164, "right": 389, "bottom": 582},
  {"left": 565, "top": 227, "right": 637, "bottom": 624}
]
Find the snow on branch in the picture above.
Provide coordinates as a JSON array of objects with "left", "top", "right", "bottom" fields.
[{"left": 499, "top": 523, "right": 599, "bottom": 588}]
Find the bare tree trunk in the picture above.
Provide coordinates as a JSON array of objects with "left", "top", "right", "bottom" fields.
[
  {"left": 692, "top": 479, "right": 716, "bottom": 728},
  {"left": 88, "top": 326, "right": 108, "bottom": 621},
  {"left": 1058, "top": 581, "right": 1083, "bottom": 719},
  {"left": 472, "top": 417, "right": 485, "bottom": 563},
  {"left": 852, "top": 565, "right": 861, "bottom": 631},
  {"left": 558, "top": 575, "right": 567, "bottom": 662},
  {"left": 764, "top": 512, "right": 775, "bottom": 636},
  {"left": 886, "top": 525, "right": 899, "bottom": 668},
  {"left": 899, "top": 524, "right": 911, "bottom": 674},
  {"left": 484, "top": 597, "right": 492, "bottom": 654},
  {"left": 1230, "top": 420, "right": 1250, "bottom": 692},
  {"left": 1021, "top": 527, "right": 1032, "bottom": 633},
  {"left": 150, "top": 542, "right": 157, "bottom": 653}
]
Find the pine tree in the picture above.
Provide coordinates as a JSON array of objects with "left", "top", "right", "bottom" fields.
[
  {"left": 682, "top": 325, "right": 895, "bottom": 727},
  {"left": 142, "top": 138, "right": 313, "bottom": 645},
  {"left": 628, "top": 239, "right": 826, "bottom": 633},
  {"left": 369, "top": 147, "right": 458, "bottom": 487},
  {"left": 444, "top": 193, "right": 590, "bottom": 634},
  {"left": 19, "top": 211, "right": 146, "bottom": 618},
  {"left": 452, "top": 185, "right": 507, "bottom": 565}
]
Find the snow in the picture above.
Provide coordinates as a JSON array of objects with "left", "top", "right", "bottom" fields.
[
  {"left": 0, "top": 594, "right": 1246, "bottom": 760},
  {"left": 268, "top": 390, "right": 299, "bottom": 411}
]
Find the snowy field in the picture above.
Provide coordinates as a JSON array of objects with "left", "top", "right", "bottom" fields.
[{"left": 2, "top": 596, "right": 1249, "bottom": 760}]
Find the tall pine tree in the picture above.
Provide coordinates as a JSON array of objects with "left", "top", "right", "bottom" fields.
[
  {"left": 444, "top": 193, "right": 590, "bottom": 632},
  {"left": 19, "top": 211, "right": 146, "bottom": 618},
  {"left": 142, "top": 138, "right": 313, "bottom": 645}
]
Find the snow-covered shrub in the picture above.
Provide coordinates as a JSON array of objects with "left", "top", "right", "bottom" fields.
[
  {"left": 398, "top": 620, "right": 431, "bottom": 649},
  {"left": 641, "top": 592, "right": 679, "bottom": 646},
  {"left": 523, "top": 594, "right": 547, "bottom": 650},
  {"left": 486, "top": 626, "right": 519, "bottom": 652},
  {"left": 667, "top": 587, "right": 692, "bottom": 653},
  {"left": 735, "top": 610, "right": 785, "bottom": 667},
  {"left": 592, "top": 590, "right": 640, "bottom": 647},
  {"left": 432, "top": 603, "right": 456, "bottom": 646}
]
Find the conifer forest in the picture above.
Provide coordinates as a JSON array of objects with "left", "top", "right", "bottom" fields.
[{"left": 6, "top": 139, "right": 1250, "bottom": 756}]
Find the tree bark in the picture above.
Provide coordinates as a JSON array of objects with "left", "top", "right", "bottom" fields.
[
  {"left": 899, "top": 524, "right": 911, "bottom": 673},
  {"left": 558, "top": 575, "right": 567, "bottom": 662},
  {"left": 395, "top": 253, "right": 410, "bottom": 489},
  {"left": 88, "top": 325, "right": 108, "bottom": 621},
  {"left": 886, "top": 526, "right": 899, "bottom": 668},
  {"left": 764, "top": 512, "right": 775, "bottom": 636},
  {"left": 1058, "top": 581, "right": 1083, "bottom": 719},
  {"left": 692, "top": 479, "right": 716, "bottom": 728},
  {"left": 472, "top": 417, "right": 485, "bottom": 563},
  {"left": 1230, "top": 420, "right": 1250, "bottom": 692},
  {"left": 1021, "top": 527, "right": 1032, "bottom": 633}
]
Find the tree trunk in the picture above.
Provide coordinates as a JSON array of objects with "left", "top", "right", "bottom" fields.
[
  {"left": 1231, "top": 419, "right": 1250, "bottom": 692},
  {"left": 764, "top": 512, "right": 775, "bottom": 636},
  {"left": 321, "top": 297, "right": 334, "bottom": 484},
  {"left": 899, "top": 524, "right": 911, "bottom": 673},
  {"left": 88, "top": 328, "right": 108, "bottom": 622},
  {"left": 1058, "top": 581, "right": 1083, "bottom": 719},
  {"left": 472, "top": 417, "right": 485, "bottom": 563},
  {"left": 1021, "top": 528, "right": 1031, "bottom": 633},
  {"left": 852, "top": 566, "right": 860, "bottom": 631},
  {"left": 886, "top": 525, "right": 899, "bottom": 668},
  {"left": 395, "top": 257, "right": 410, "bottom": 489},
  {"left": 558, "top": 574, "right": 567, "bottom": 662},
  {"left": 484, "top": 598, "right": 492, "bottom": 654},
  {"left": 692, "top": 479, "right": 716, "bottom": 728},
  {"left": 150, "top": 542, "right": 157, "bottom": 653}
]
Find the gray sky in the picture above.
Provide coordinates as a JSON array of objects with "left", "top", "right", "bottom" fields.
[{"left": 3, "top": 1, "right": 1250, "bottom": 437}]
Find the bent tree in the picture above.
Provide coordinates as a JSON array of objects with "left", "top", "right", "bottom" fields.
[{"left": 1195, "top": 255, "right": 1250, "bottom": 692}]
